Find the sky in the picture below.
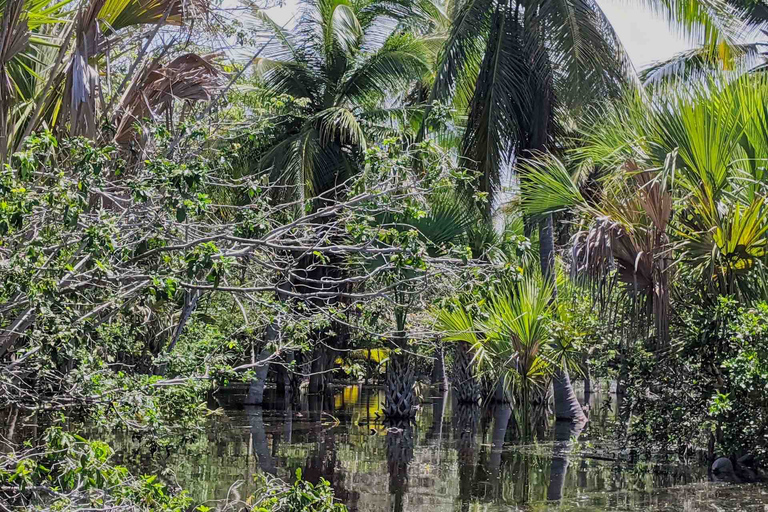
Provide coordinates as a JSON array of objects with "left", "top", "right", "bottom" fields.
[
  {"left": 261, "top": 0, "right": 695, "bottom": 70},
  {"left": 598, "top": 0, "right": 693, "bottom": 68}
]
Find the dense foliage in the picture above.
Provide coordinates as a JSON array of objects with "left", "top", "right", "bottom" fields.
[{"left": 2, "top": 0, "right": 768, "bottom": 509}]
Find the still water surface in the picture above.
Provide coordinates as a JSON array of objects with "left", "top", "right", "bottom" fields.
[{"left": 6, "top": 384, "right": 768, "bottom": 511}]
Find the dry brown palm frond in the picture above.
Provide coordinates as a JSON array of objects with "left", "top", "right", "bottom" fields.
[
  {"left": 58, "top": 0, "right": 209, "bottom": 139},
  {"left": 60, "top": 0, "right": 108, "bottom": 139},
  {"left": 571, "top": 164, "right": 673, "bottom": 344},
  {"left": 115, "top": 52, "right": 224, "bottom": 144},
  {"left": 0, "top": 0, "right": 29, "bottom": 162}
]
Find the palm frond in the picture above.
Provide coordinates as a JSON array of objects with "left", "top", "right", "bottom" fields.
[
  {"left": 338, "top": 32, "right": 431, "bottom": 105},
  {"left": 115, "top": 53, "right": 224, "bottom": 144},
  {"left": 430, "top": 0, "right": 491, "bottom": 105},
  {"left": 520, "top": 153, "right": 586, "bottom": 217},
  {"left": 641, "top": 43, "right": 766, "bottom": 84},
  {"left": 315, "top": 105, "right": 366, "bottom": 148},
  {"left": 460, "top": 1, "right": 530, "bottom": 209}
]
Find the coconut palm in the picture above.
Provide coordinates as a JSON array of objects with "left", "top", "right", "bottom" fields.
[
  {"left": 422, "top": 0, "right": 631, "bottom": 422},
  {"left": 424, "top": 0, "right": 758, "bottom": 292},
  {"left": 424, "top": 0, "right": 633, "bottom": 291},
  {"left": 247, "top": 0, "right": 435, "bottom": 203},
  {"left": 640, "top": 0, "right": 768, "bottom": 85},
  {"left": 239, "top": 1, "right": 437, "bottom": 395},
  {"left": 421, "top": 0, "right": 757, "bottom": 432}
]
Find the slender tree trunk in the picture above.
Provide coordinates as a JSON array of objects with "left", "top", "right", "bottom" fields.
[
  {"left": 431, "top": 339, "right": 448, "bottom": 391},
  {"left": 541, "top": 211, "right": 585, "bottom": 426},
  {"left": 245, "top": 323, "right": 277, "bottom": 405},
  {"left": 583, "top": 366, "right": 592, "bottom": 408},
  {"left": 539, "top": 214, "right": 557, "bottom": 299},
  {"left": 308, "top": 343, "right": 330, "bottom": 394},
  {"left": 165, "top": 289, "right": 201, "bottom": 354},
  {"left": 275, "top": 350, "right": 293, "bottom": 406},
  {"left": 426, "top": 390, "right": 448, "bottom": 444}
]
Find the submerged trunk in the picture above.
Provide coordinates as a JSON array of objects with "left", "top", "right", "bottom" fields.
[
  {"left": 384, "top": 341, "right": 416, "bottom": 418},
  {"left": 454, "top": 340, "right": 479, "bottom": 404},
  {"left": 553, "top": 367, "right": 586, "bottom": 423},
  {"left": 547, "top": 419, "right": 585, "bottom": 501}
]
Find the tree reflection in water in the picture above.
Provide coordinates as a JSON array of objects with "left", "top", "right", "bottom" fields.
[
  {"left": 547, "top": 418, "right": 586, "bottom": 501},
  {"left": 386, "top": 420, "right": 414, "bottom": 512},
  {"left": 453, "top": 402, "right": 480, "bottom": 511},
  {"left": 24, "top": 384, "right": 737, "bottom": 511}
]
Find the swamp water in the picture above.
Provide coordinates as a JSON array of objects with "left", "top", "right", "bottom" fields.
[{"left": 4, "top": 383, "right": 768, "bottom": 511}]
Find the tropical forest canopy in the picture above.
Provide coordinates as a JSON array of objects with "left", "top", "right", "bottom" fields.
[{"left": 2, "top": 0, "right": 768, "bottom": 509}]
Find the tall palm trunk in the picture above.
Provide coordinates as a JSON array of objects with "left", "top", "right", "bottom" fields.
[
  {"left": 426, "top": 389, "right": 448, "bottom": 444},
  {"left": 431, "top": 338, "right": 448, "bottom": 391},
  {"left": 539, "top": 214, "right": 557, "bottom": 298},
  {"left": 454, "top": 340, "right": 479, "bottom": 404}
]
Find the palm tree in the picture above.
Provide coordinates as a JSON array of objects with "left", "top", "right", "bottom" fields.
[
  {"left": 423, "top": 0, "right": 757, "bottom": 420},
  {"left": 436, "top": 276, "right": 585, "bottom": 434},
  {"left": 248, "top": 0, "right": 435, "bottom": 203},
  {"left": 522, "top": 74, "right": 768, "bottom": 340},
  {"left": 640, "top": 0, "right": 768, "bottom": 84},
  {"left": 521, "top": 74, "right": 768, "bottom": 420},
  {"left": 244, "top": 0, "right": 435, "bottom": 394}
]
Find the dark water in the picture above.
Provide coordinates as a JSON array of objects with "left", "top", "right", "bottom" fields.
[{"left": 4, "top": 384, "right": 768, "bottom": 511}]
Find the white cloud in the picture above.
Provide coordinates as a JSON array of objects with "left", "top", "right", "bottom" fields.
[{"left": 597, "top": 0, "right": 694, "bottom": 69}]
